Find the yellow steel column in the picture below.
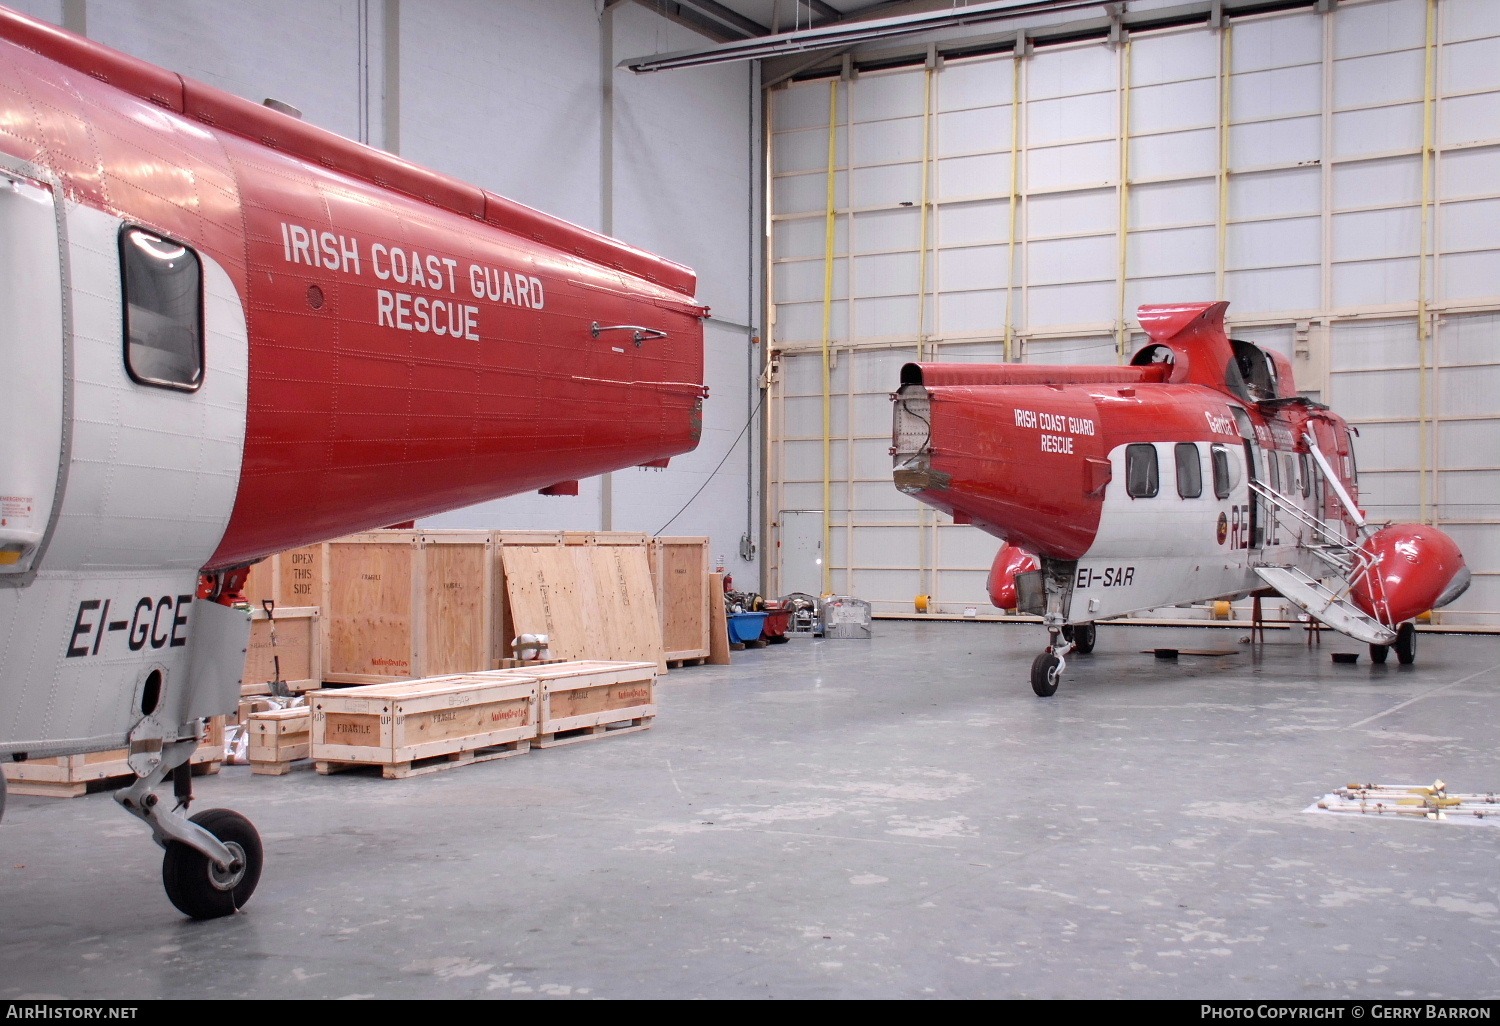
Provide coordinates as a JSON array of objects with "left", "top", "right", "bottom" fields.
[
  {"left": 1217, "top": 24, "right": 1232, "bottom": 300},
  {"left": 912, "top": 61, "right": 937, "bottom": 602},
  {"left": 917, "top": 63, "right": 934, "bottom": 362},
  {"left": 821, "top": 79, "right": 839, "bottom": 596},
  {"left": 1005, "top": 54, "right": 1021, "bottom": 363},
  {"left": 1417, "top": 0, "right": 1437, "bottom": 525},
  {"left": 1116, "top": 37, "right": 1132, "bottom": 364}
]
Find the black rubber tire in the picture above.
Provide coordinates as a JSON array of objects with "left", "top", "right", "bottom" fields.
[
  {"left": 1071, "top": 623, "right": 1096, "bottom": 654},
  {"left": 1394, "top": 622, "right": 1417, "bottom": 665},
  {"left": 1369, "top": 643, "right": 1389, "bottom": 664},
  {"left": 1030, "top": 651, "right": 1061, "bottom": 697},
  {"left": 161, "top": 808, "right": 264, "bottom": 920}
]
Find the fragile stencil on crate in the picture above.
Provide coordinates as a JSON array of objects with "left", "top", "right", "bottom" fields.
[{"left": 819, "top": 596, "right": 872, "bottom": 640}]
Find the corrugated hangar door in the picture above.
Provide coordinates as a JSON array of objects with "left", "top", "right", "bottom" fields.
[{"left": 768, "top": 0, "right": 1500, "bottom": 624}]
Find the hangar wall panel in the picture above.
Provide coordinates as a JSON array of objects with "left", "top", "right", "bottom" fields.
[{"left": 769, "top": 0, "right": 1500, "bottom": 624}]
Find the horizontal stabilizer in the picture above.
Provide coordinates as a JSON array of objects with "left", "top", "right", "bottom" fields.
[{"left": 1253, "top": 565, "right": 1398, "bottom": 646}]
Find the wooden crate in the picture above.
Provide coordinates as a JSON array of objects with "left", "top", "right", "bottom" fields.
[
  {"left": 651, "top": 537, "right": 710, "bottom": 664},
  {"left": 242, "top": 605, "right": 321, "bottom": 695},
  {"left": 250, "top": 530, "right": 676, "bottom": 683},
  {"left": 3, "top": 717, "right": 227, "bottom": 798},
  {"left": 499, "top": 534, "right": 665, "bottom": 671},
  {"left": 244, "top": 544, "right": 327, "bottom": 609},
  {"left": 311, "top": 673, "right": 536, "bottom": 778},
  {"left": 247, "top": 707, "right": 311, "bottom": 775},
  {"left": 529, "top": 660, "right": 658, "bottom": 748},
  {"left": 323, "top": 530, "right": 496, "bottom": 685}
]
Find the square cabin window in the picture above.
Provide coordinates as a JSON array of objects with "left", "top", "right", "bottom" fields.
[
  {"left": 1175, "top": 443, "right": 1203, "bottom": 499},
  {"left": 1212, "top": 444, "right": 1235, "bottom": 500},
  {"left": 1126, "top": 443, "right": 1159, "bottom": 498},
  {"left": 121, "top": 226, "right": 203, "bottom": 391}
]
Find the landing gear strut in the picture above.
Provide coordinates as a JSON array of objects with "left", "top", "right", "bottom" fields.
[
  {"left": 114, "top": 725, "right": 264, "bottom": 919},
  {"left": 1024, "top": 561, "right": 1083, "bottom": 697}
]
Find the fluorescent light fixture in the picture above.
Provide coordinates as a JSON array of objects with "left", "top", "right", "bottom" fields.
[{"left": 622, "top": 0, "right": 1107, "bottom": 73}]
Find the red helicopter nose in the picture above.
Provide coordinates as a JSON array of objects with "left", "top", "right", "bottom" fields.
[
  {"left": 1351, "top": 524, "right": 1469, "bottom": 626},
  {"left": 987, "top": 543, "right": 1040, "bottom": 610}
]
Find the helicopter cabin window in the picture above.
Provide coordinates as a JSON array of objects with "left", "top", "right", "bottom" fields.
[
  {"left": 1299, "top": 453, "right": 1311, "bottom": 498},
  {"left": 1126, "top": 444, "right": 1159, "bottom": 498},
  {"left": 1211, "top": 443, "right": 1236, "bottom": 500},
  {"left": 1175, "top": 443, "right": 1202, "bottom": 499},
  {"left": 121, "top": 226, "right": 203, "bottom": 391},
  {"left": 1268, "top": 449, "right": 1281, "bottom": 492}
]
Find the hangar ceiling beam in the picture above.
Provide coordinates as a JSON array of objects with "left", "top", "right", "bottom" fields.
[{"left": 672, "top": 0, "right": 771, "bottom": 38}]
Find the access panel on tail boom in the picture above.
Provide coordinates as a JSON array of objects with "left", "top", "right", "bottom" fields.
[{"left": 893, "top": 301, "right": 1468, "bottom": 697}]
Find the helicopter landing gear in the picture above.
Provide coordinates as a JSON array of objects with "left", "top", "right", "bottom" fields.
[
  {"left": 1063, "top": 622, "right": 1097, "bottom": 655},
  {"left": 1394, "top": 622, "right": 1417, "bottom": 665},
  {"left": 1023, "top": 560, "right": 1082, "bottom": 697},
  {"left": 1032, "top": 625, "right": 1075, "bottom": 698},
  {"left": 1372, "top": 623, "right": 1417, "bottom": 666},
  {"left": 114, "top": 727, "right": 264, "bottom": 919}
]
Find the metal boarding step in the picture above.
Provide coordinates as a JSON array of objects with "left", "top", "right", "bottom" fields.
[
  {"left": 1252, "top": 564, "right": 1397, "bottom": 646},
  {"left": 1247, "top": 479, "right": 1358, "bottom": 576}
]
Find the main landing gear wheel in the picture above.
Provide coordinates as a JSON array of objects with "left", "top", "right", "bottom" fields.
[
  {"left": 1064, "top": 623, "right": 1096, "bottom": 655},
  {"left": 162, "top": 809, "right": 264, "bottom": 920},
  {"left": 1031, "top": 651, "right": 1062, "bottom": 697},
  {"left": 1370, "top": 643, "right": 1389, "bottom": 664},
  {"left": 1394, "top": 622, "right": 1417, "bottom": 665}
]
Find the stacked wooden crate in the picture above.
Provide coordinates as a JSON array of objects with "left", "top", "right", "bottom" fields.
[
  {"left": 527, "top": 660, "right": 657, "bottom": 748},
  {"left": 650, "top": 537, "right": 712, "bottom": 667},
  {"left": 241, "top": 605, "right": 321, "bottom": 695},
  {"left": 304, "top": 659, "right": 656, "bottom": 779},
  {"left": 246, "top": 707, "right": 311, "bottom": 775},
  {"left": 242, "top": 531, "right": 709, "bottom": 686},
  {"left": 310, "top": 672, "right": 537, "bottom": 778}
]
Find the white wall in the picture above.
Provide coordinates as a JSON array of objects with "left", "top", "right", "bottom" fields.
[
  {"left": 9, "top": 0, "right": 765, "bottom": 590},
  {"left": 768, "top": 0, "right": 1500, "bottom": 623}
]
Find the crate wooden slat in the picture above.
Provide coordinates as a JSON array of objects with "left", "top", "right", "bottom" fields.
[
  {"left": 500, "top": 540, "right": 664, "bottom": 671},
  {"left": 242, "top": 606, "right": 321, "bottom": 695},
  {"left": 528, "top": 660, "right": 657, "bottom": 748},
  {"left": 651, "top": 537, "right": 710, "bottom": 663},
  {"left": 247, "top": 707, "right": 311, "bottom": 775},
  {"left": 2, "top": 717, "right": 226, "bottom": 797},
  {"left": 311, "top": 673, "right": 536, "bottom": 778}
]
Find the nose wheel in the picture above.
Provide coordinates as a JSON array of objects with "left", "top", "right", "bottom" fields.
[
  {"left": 115, "top": 728, "right": 267, "bottom": 920},
  {"left": 161, "top": 808, "right": 264, "bottom": 919},
  {"left": 1370, "top": 622, "right": 1417, "bottom": 666},
  {"left": 1030, "top": 650, "right": 1063, "bottom": 696}
]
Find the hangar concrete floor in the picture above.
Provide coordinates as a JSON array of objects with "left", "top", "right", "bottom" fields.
[{"left": 2, "top": 620, "right": 1498, "bottom": 1000}]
